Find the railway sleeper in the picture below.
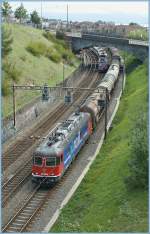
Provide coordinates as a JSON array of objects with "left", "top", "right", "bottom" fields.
[
  {"left": 15, "top": 217, "right": 28, "bottom": 221},
  {"left": 21, "top": 209, "right": 34, "bottom": 214},
  {"left": 18, "top": 213, "right": 31, "bottom": 217},
  {"left": 11, "top": 222, "right": 24, "bottom": 226},
  {"left": 30, "top": 198, "right": 44, "bottom": 202},
  {"left": 13, "top": 219, "right": 26, "bottom": 223},
  {"left": 25, "top": 205, "right": 38, "bottom": 210},
  {"left": 6, "top": 228, "right": 19, "bottom": 232},
  {"left": 28, "top": 200, "right": 40, "bottom": 204}
]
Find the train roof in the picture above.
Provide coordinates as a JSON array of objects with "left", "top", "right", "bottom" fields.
[{"left": 34, "top": 112, "right": 90, "bottom": 157}]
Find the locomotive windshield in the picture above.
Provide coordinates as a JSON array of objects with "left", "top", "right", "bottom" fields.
[
  {"left": 46, "top": 157, "right": 61, "bottom": 166},
  {"left": 34, "top": 156, "right": 42, "bottom": 166}
]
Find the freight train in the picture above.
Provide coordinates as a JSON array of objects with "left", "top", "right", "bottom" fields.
[
  {"left": 94, "top": 47, "right": 109, "bottom": 72},
  {"left": 32, "top": 48, "right": 122, "bottom": 184}
]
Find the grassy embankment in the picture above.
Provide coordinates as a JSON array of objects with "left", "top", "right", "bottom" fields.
[
  {"left": 51, "top": 53, "right": 148, "bottom": 232},
  {"left": 3, "top": 23, "right": 79, "bottom": 117}
]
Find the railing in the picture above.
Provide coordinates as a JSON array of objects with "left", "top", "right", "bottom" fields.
[
  {"left": 66, "top": 32, "right": 149, "bottom": 47},
  {"left": 129, "top": 39, "right": 148, "bottom": 46}
]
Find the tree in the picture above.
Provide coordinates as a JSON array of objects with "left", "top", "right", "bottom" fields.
[
  {"left": 125, "top": 111, "right": 148, "bottom": 190},
  {"left": 30, "top": 10, "right": 41, "bottom": 27},
  {"left": 2, "top": 1, "right": 12, "bottom": 22},
  {"left": 129, "top": 22, "right": 139, "bottom": 26},
  {"left": 2, "top": 25, "right": 13, "bottom": 58},
  {"left": 14, "top": 3, "right": 28, "bottom": 23}
]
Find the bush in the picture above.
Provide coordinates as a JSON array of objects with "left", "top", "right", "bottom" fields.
[
  {"left": 20, "top": 54, "right": 26, "bottom": 61},
  {"left": 2, "top": 25, "right": 13, "bottom": 58},
  {"left": 43, "top": 31, "right": 57, "bottom": 43},
  {"left": 3, "top": 61, "right": 21, "bottom": 82},
  {"left": 56, "top": 30, "right": 65, "bottom": 40},
  {"left": 27, "top": 40, "right": 61, "bottom": 63},
  {"left": 2, "top": 61, "right": 21, "bottom": 97},
  {"left": 125, "top": 111, "right": 148, "bottom": 190},
  {"left": 9, "top": 65, "right": 21, "bottom": 82},
  {"left": 43, "top": 31, "right": 74, "bottom": 64},
  {"left": 58, "top": 39, "right": 68, "bottom": 49},
  {"left": 26, "top": 41, "right": 47, "bottom": 57},
  {"left": 2, "top": 71, "right": 10, "bottom": 96},
  {"left": 54, "top": 43, "right": 73, "bottom": 62},
  {"left": 128, "top": 29, "right": 148, "bottom": 41},
  {"left": 46, "top": 47, "right": 61, "bottom": 63}
]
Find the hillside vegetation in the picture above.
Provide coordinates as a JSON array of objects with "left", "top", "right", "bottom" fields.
[
  {"left": 128, "top": 28, "right": 148, "bottom": 41},
  {"left": 51, "top": 54, "right": 148, "bottom": 232},
  {"left": 2, "top": 23, "right": 79, "bottom": 117}
]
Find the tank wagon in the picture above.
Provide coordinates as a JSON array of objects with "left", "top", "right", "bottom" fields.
[
  {"left": 80, "top": 49, "right": 121, "bottom": 128},
  {"left": 32, "top": 48, "right": 122, "bottom": 185}
]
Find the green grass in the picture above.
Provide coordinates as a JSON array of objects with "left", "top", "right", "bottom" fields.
[
  {"left": 2, "top": 23, "right": 79, "bottom": 117},
  {"left": 128, "top": 28, "right": 148, "bottom": 41},
  {"left": 51, "top": 56, "right": 148, "bottom": 232}
]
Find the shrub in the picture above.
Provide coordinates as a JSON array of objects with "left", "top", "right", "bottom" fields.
[
  {"left": 46, "top": 47, "right": 61, "bottom": 63},
  {"left": 58, "top": 39, "right": 68, "bottom": 49},
  {"left": 43, "top": 31, "right": 58, "bottom": 44},
  {"left": 20, "top": 54, "right": 26, "bottom": 61},
  {"left": 54, "top": 43, "right": 73, "bottom": 63},
  {"left": 2, "top": 80, "right": 10, "bottom": 96},
  {"left": 125, "top": 111, "right": 148, "bottom": 190},
  {"left": 128, "top": 29, "right": 148, "bottom": 41},
  {"left": 2, "top": 25, "right": 13, "bottom": 58},
  {"left": 26, "top": 41, "right": 47, "bottom": 57},
  {"left": 56, "top": 30, "right": 65, "bottom": 40},
  {"left": 54, "top": 43, "right": 65, "bottom": 55},
  {"left": 2, "top": 71, "right": 10, "bottom": 96},
  {"left": 9, "top": 64, "right": 21, "bottom": 82},
  {"left": 3, "top": 61, "right": 21, "bottom": 82}
]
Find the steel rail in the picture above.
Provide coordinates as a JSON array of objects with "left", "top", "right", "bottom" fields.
[{"left": 2, "top": 66, "right": 101, "bottom": 208}]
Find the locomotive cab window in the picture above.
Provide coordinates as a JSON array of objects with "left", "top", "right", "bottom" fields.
[
  {"left": 34, "top": 156, "right": 42, "bottom": 166},
  {"left": 46, "top": 157, "right": 56, "bottom": 166}
]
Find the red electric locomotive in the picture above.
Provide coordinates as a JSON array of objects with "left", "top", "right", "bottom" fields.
[{"left": 32, "top": 111, "right": 92, "bottom": 184}]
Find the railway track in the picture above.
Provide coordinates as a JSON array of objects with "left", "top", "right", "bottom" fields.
[
  {"left": 2, "top": 166, "right": 74, "bottom": 233},
  {"left": 2, "top": 179, "right": 49, "bottom": 233},
  {"left": 2, "top": 69, "right": 123, "bottom": 232},
  {"left": 2, "top": 159, "right": 32, "bottom": 207},
  {"left": 2, "top": 68, "right": 103, "bottom": 208},
  {"left": 2, "top": 68, "right": 92, "bottom": 171},
  {"left": 2, "top": 68, "right": 102, "bottom": 232}
]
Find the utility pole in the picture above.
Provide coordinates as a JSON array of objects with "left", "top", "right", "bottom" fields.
[
  {"left": 41, "top": 0, "right": 43, "bottom": 30},
  {"left": 122, "top": 65, "right": 125, "bottom": 94},
  {"left": 104, "top": 88, "right": 108, "bottom": 139},
  {"left": 67, "top": 4, "right": 68, "bottom": 30},
  {"left": 12, "top": 84, "right": 16, "bottom": 128},
  {"left": 63, "top": 62, "right": 65, "bottom": 87}
]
